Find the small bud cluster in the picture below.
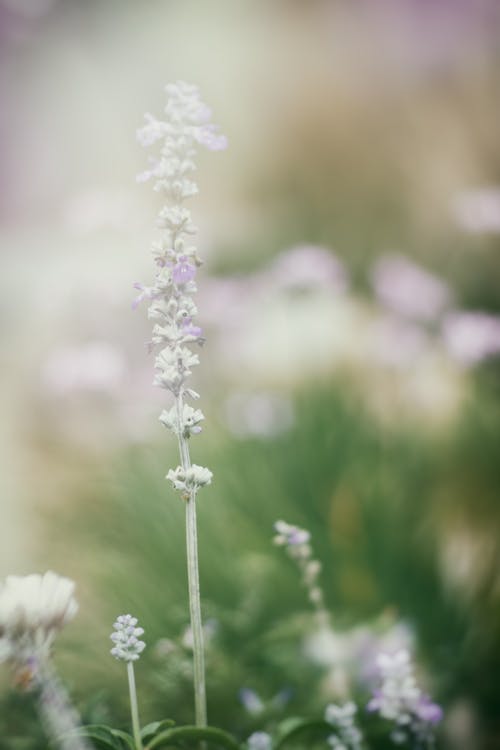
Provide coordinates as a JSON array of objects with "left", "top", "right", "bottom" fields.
[
  {"left": 136, "top": 81, "right": 225, "bottom": 500},
  {"left": 367, "top": 650, "right": 442, "bottom": 746},
  {"left": 110, "top": 615, "right": 146, "bottom": 663},
  {"left": 273, "top": 520, "right": 325, "bottom": 612},
  {"left": 325, "top": 702, "right": 363, "bottom": 750}
]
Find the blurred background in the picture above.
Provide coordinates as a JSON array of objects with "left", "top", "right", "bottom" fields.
[{"left": 1, "top": 0, "right": 500, "bottom": 748}]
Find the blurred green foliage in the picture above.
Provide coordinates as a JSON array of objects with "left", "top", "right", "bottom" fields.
[{"left": 1, "top": 372, "right": 492, "bottom": 748}]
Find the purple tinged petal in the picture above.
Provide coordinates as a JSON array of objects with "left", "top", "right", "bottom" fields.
[{"left": 172, "top": 259, "right": 197, "bottom": 285}]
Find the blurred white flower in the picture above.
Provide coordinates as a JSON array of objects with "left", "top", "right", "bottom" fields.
[
  {"left": 304, "top": 626, "right": 344, "bottom": 668},
  {"left": 372, "top": 254, "right": 451, "bottom": 321},
  {"left": 452, "top": 187, "right": 500, "bottom": 234},
  {"left": 442, "top": 311, "right": 500, "bottom": 365},
  {"left": 325, "top": 701, "right": 363, "bottom": 750},
  {"left": 0, "top": 571, "right": 78, "bottom": 665}
]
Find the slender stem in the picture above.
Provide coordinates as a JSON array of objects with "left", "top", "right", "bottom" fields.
[
  {"left": 127, "top": 661, "right": 143, "bottom": 750},
  {"left": 176, "top": 394, "right": 207, "bottom": 727}
]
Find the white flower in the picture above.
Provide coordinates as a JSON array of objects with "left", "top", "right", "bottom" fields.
[
  {"left": 159, "top": 404, "right": 204, "bottom": 437},
  {"left": 110, "top": 614, "right": 146, "bottom": 663},
  {"left": 166, "top": 464, "right": 213, "bottom": 498},
  {"left": 0, "top": 571, "right": 78, "bottom": 665}
]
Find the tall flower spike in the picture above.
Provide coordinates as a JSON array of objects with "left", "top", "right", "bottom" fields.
[
  {"left": 367, "top": 649, "right": 443, "bottom": 746},
  {"left": 136, "top": 82, "right": 226, "bottom": 727},
  {"left": 324, "top": 702, "right": 364, "bottom": 750},
  {"left": 273, "top": 520, "right": 327, "bottom": 623}
]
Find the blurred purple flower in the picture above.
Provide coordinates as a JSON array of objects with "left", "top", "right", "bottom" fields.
[
  {"left": 442, "top": 311, "right": 500, "bottom": 365},
  {"left": 367, "top": 649, "right": 442, "bottom": 746},
  {"left": 372, "top": 254, "right": 451, "bottom": 321},
  {"left": 452, "top": 187, "right": 500, "bottom": 234},
  {"left": 269, "top": 245, "right": 348, "bottom": 294},
  {"left": 416, "top": 695, "right": 443, "bottom": 725},
  {"left": 350, "top": 621, "right": 415, "bottom": 689}
]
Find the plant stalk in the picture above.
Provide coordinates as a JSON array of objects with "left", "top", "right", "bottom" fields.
[
  {"left": 127, "top": 661, "right": 143, "bottom": 750},
  {"left": 176, "top": 394, "right": 207, "bottom": 727}
]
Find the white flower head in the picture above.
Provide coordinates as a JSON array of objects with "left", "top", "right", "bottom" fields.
[
  {"left": 110, "top": 614, "right": 146, "bottom": 663},
  {"left": 166, "top": 464, "right": 213, "bottom": 499},
  {"left": 159, "top": 404, "right": 205, "bottom": 438},
  {"left": 0, "top": 571, "right": 78, "bottom": 667}
]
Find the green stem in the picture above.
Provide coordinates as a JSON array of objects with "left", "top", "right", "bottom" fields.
[
  {"left": 176, "top": 395, "right": 207, "bottom": 727},
  {"left": 127, "top": 661, "right": 143, "bottom": 750}
]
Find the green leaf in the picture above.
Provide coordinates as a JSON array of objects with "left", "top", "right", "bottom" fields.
[
  {"left": 274, "top": 718, "right": 332, "bottom": 748},
  {"left": 141, "top": 720, "right": 176, "bottom": 742},
  {"left": 110, "top": 728, "right": 136, "bottom": 750},
  {"left": 146, "top": 725, "right": 240, "bottom": 750},
  {"left": 62, "top": 724, "right": 125, "bottom": 750}
]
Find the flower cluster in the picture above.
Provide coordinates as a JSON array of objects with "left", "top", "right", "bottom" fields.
[
  {"left": 110, "top": 615, "right": 146, "bottom": 663},
  {"left": 159, "top": 403, "right": 205, "bottom": 438},
  {"left": 324, "top": 702, "right": 363, "bottom": 750},
  {"left": 273, "top": 520, "right": 324, "bottom": 612},
  {"left": 136, "top": 81, "right": 225, "bottom": 500},
  {"left": 0, "top": 571, "right": 78, "bottom": 675},
  {"left": 166, "top": 464, "right": 213, "bottom": 500},
  {"left": 367, "top": 650, "right": 442, "bottom": 745}
]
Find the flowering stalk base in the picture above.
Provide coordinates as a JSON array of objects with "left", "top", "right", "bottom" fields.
[
  {"left": 177, "top": 393, "right": 207, "bottom": 726},
  {"left": 127, "top": 662, "right": 143, "bottom": 750},
  {"left": 186, "top": 496, "right": 207, "bottom": 726}
]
